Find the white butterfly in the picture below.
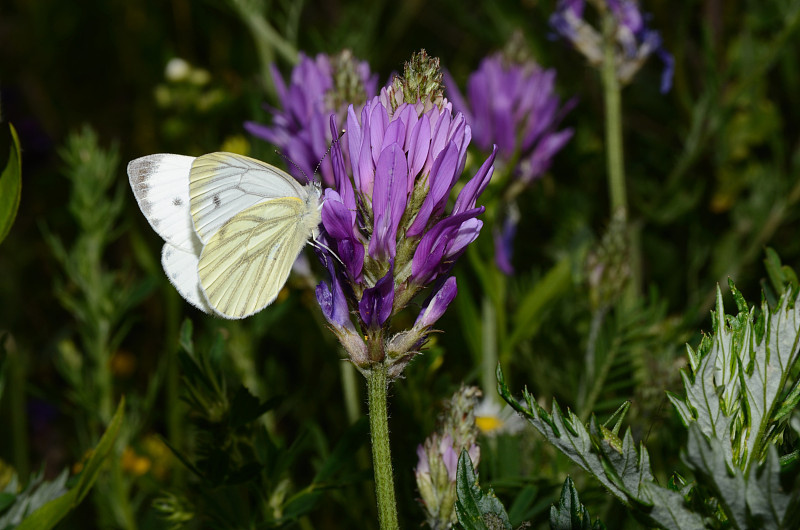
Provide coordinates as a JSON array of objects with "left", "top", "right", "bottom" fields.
[{"left": 128, "top": 152, "right": 322, "bottom": 319}]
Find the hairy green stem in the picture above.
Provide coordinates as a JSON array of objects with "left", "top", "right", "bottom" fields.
[{"left": 366, "top": 364, "right": 399, "bottom": 530}]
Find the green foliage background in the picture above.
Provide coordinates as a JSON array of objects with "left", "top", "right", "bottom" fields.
[{"left": 1, "top": 0, "right": 799, "bottom": 528}]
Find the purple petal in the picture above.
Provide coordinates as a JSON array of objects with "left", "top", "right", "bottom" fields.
[
  {"left": 453, "top": 146, "right": 497, "bottom": 215},
  {"left": 443, "top": 69, "right": 472, "bottom": 123},
  {"left": 369, "top": 102, "right": 389, "bottom": 166},
  {"left": 321, "top": 189, "right": 355, "bottom": 239},
  {"left": 445, "top": 216, "right": 483, "bottom": 261},
  {"left": 330, "top": 116, "right": 356, "bottom": 210},
  {"left": 415, "top": 276, "right": 458, "bottom": 329},
  {"left": 316, "top": 275, "right": 352, "bottom": 330},
  {"left": 406, "top": 113, "right": 432, "bottom": 188},
  {"left": 359, "top": 267, "right": 395, "bottom": 328},
  {"left": 424, "top": 110, "right": 452, "bottom": 175},
  {"left": 522, "top": 128, "right": 574, "bottom": 183},
  {"left": 407, "top": 140, "right": 460, "bottom": 237},
  {"left": 411, "top": 208, "right": 483, "bottom": 284},
  {"left": 369, "top": 143, "right": 409, "bottom": 260},
  {"left": 494, "top": 212, "right": 519, "bottom": 275},
  {"left": 658, "top": 48, "right": 675, "bottom": 93}
]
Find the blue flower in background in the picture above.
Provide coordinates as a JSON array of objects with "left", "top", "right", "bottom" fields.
[{"left": 550, "top": 0, "right": 674, "bottom": 93}]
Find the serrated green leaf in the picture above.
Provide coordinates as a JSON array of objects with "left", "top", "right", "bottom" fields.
[
  {"left": 455, "top": 449, "right": 512, "bottom": 530},
  {"left": 16, "top": 398, "right": 124, "bottom": 530},
  {"left": 0, "top": 123, "right": 22, "bottom": 246},
  {"left": 0, "top": 471, "right": 69, "bottom": 528},
  {"left": 497, "top": 365, "right": 704, "bottom": 530},
  {"left": 745, "top": 446, "right": 798, "bottom": 528},
  {"left": 684, "top": 424, "right": 747, "bottom": 529},
  {"left": 549, "top": 476, "right": 605, "bottom": 530}
]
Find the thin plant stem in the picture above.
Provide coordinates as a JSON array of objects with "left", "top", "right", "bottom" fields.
[
  {"left": 482, "top": 295, "right": 498, "bottom": 405},
  {"left": 366, "top": 364, "right": 399, "bottom": 530},
  {"left": 340, "top": 360, "right": 361, "bottom": 425},
  {"left": 578, "top": 306, "right": 608, "bottom": 419},
  {"left": 601, "top": 14, "right": 627, "bottom": 221},
  {"left": 601, "top": 11, "right": 640, "bottom": 308},
  {"left": 8, "top": 339, "right": 30, "bottom": 482}
]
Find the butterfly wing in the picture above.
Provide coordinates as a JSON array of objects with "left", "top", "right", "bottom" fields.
[
  {"left": 161, "top": 243, "right": 214, "bottom": 313},
  {"left": 196, "top": 197, "right": 315, "bottom": 319},
  {"left": 189, "top": 152, "right": 308, "bottom": 243},
  {"left": 128, "top": 154, "right": 201, "bottom": 254},
  {"left": 129, "top": 154, "right": 214, "bottom": 314}
]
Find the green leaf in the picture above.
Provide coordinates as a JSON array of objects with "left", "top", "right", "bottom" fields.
[
  {"left": 0, "top": 471, "right": 68, "bottom": 528},
  {"left": 0, "top": 123, "right": 22, "bottom": 245},
  {"left": 508, "top": 255, "right": 572, "bottom": 349},
  {"left": 455, "top": 449, "right": 512, "bottom": 530},
  {"left": 549, "top": 477, "right": 605, "bottom": 530},
  {"left": 16, "top": 397, "right": 125, "bottom": 530},
  {"left": 228, "top": 385, "right": 282, "bottom": 428},
  {"left": 497, "top": 365, "right": 704, "bottom": 530}
]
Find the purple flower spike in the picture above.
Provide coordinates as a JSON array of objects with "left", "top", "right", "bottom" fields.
[
  {"left": 246, "top": 51, "right": 378, "bottom": 186},
  {"left": 359, "top": 267, "right": 395, "bottom": 329},
  {"left": 550, "top": 0, "right": 674, "bottom": 93},
  {"left": 446, "top": 52, "right": 573, "bottom": 184},
  {"left": 415, "top": 276, "right": 458, "bottom": 330},
  {"left": 317, "top": 50, "right": 495, "bottom": 377}
]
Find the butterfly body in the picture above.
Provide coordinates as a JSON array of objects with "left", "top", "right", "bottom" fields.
[{"left": 128, "top": 152, "right": 321, "bottom": 319}]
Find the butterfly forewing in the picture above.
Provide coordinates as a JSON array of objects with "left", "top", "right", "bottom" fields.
[
  {"left": 189, "top": 152, "right": 308, "bottom": 243},
  {"left": 197, "top": 197, "right": 312, "bottom": 319},
  {"left": 128, "top": 154, "right": 202, "bottom": 255}
]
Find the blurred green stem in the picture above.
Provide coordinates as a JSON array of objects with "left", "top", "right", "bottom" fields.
[
  {"left": 341, "top": 360, "right": 361, "bottom": 425},
  {"left": 601, "top": 15, "right": 626, "bottom": 221},
  {"left": 481, "top": 295, "right": 498, "bottom": 405},
  {"left": 366, "top": 364, "right": 399, "bottom": 530},
  {"left": 165, "top": 290, "right": 184, "bottom": 486},
  {"left": 601, "top": 11, "right": 640, "bottom": 308},
  {"left": 111, "top": 454, "right": 137, "bottom": 530},
  {"left": 8, "top": 340, "right": 29, "bottom": 482},
  {"left": 228, "top": 0, "right": 299, "bottom": 97},
  {"left": 577, "top": 307, "right": 607, "bottom": 419}
]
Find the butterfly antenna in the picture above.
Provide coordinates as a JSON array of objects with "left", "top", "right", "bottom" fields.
[
  {"left": 313, "top": 129, "right": 347, "bottom": 177},
  {"left": 309, "top": 237, "right": 345, "bottom": 266},
  {"left": 275, "top": 150, "right": 312, "bottom": 183}
]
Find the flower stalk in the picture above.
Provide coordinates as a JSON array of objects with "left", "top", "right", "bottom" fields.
[
  {"left": 366, "top": 363, "right": 399, "bottom": 530},
  {"left": 601, "top": 11, "right": 627, "bottom": 221}
]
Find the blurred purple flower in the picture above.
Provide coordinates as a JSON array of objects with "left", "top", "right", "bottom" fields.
[
  {"left": 445, "top": 39, "right": 574, "bottom": 274},
  {"left": 245, "top": 51, "right": 378, "bottom": 186},
  {"left": 446, "top": 53, "right": 575, "bottom": 185},
  {"left": 550, "top": 0, "right": 674, "bottom": 93},
  {"left": 315, "top": 51, "right": 496, "bottom": 377}
]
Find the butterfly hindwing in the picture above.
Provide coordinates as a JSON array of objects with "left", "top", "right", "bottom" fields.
[
  {"left": 197, "top": 197, "right": 311, "bottom": 319},
  {"left": 189, "top": 152, "right": 308, "bottom": 243},
  {"left": 161, "top": 243, "right": 213, "bottom": 314}
]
